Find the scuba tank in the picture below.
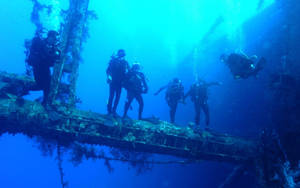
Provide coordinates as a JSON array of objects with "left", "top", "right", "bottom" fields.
[
  {"left": 24, "top": 30, "right": 45, "bottom": 67},
  {"left": 191, "top": 82, "right": 207, "bottom": 102},
  {"left": 24, "top": 33, "right": 42, "bottom": 76},
  {"left": 166, "top": 82, "right": 183, "bottom": 100},
  {"left": 127, "top": 71, "right": 145, "bottom": 93},
  {"left": 25, "top": 29, "right": 61, "bottom": 72}
]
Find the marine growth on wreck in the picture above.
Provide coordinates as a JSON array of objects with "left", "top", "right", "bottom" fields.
[{"left": 0, "top": 0, "right": 300, "bottom": 187}]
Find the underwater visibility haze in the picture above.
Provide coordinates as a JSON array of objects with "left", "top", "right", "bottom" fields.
[{"left": 1, "top": 0, "right": 300, "bottom": 187}]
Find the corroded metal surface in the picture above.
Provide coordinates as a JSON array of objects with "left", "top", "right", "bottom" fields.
[
  {"left": 49, "top": 0, "right": 90, "bottom": 106},
  {"left": 0, "top": 71, "right": 70, "bottom": 98},
  {"left": 0, "top": 72, "right": 259, "bottom": 163}
]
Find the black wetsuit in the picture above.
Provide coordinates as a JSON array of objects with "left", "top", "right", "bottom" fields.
[
  {"left": 165, "top": 82, "right": 184, "bottom": 123},
  {"left": 27, "top": 36, "right": 60, "bottom": 104},
  {"left": 123, "top": 70, "right": 148, "bottom": 120},
  {"left": 185, "top": 82, "right": 218, "bottom": 126},
  {"left": 106, "top": 57, "right": 129, "bottom": 114},
  {"left": 226, "top": 53, "right": 266, "bottom": 79}
]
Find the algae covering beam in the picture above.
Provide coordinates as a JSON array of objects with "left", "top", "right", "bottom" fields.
[
  {"left": 0, "top": 100, "right": 259, "bottom": 163},
  {"left": 0, "top": 72, "right": 70, "bottom": 98},
  {"left": 0, "top": 71, "right": 260, "bottom": 163},
  {"left": 49, "top": 0, "right": 90, "bottom": 106}
]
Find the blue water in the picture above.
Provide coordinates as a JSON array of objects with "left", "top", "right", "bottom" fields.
[{"left": 0, "top": 0, "right": 282, "bottom": 187}]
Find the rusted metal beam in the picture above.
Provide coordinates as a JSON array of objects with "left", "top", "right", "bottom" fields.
[
  {"left": 0, "top": 72, "right": 260, "bottom": 163},
  {"left": 49, "top": 0, "right": 90, "bottom": 106}
]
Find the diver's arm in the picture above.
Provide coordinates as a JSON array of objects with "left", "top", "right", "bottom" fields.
[
  {"left": 106, "top": 61, "right": 113, "bottom": 83},
  {"left": 142, "top": 74, "right": 148, "bottom": 93},
  {"left": 49, "top": 47, "right": 61, "bottom": 67},
  {"left": 237, "top": 49, "right": 249, "bottom": 59},
  {"left": 184, "top": 89, "right": 191, "bottom": 100},
  {"left": 106, "top": 61, "right": 111, "bottom": 75},
  {"left": 180, "top": 86, "right": 185, "bottom": 99},
  {"left": 125, "top": 61, "right": 130, "bottom": 73},
  {"left": 30, "top": 37, "right": 42, "bottom": 55},
  {"left": 154, "top": 85, "right": 167, "bottom": 95},
  {"left": 207, "top": 82, "right": 222, "bottom": 87},
  {"left": 178, "top": 86, "right": 186, "bottom": 103},
  {"left": 42, "top": 43, "right": 59, "bottom": 67}
]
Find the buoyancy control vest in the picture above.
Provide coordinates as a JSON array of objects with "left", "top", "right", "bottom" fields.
[
  {"left": 166, "top": 82, "right": 184, "bottom": 102},
  {"left": 190, "top": 82, "right": 208, "bottom": 103},
  {"left": 125, "top": 71, "right": 146, "bottom": 94}
]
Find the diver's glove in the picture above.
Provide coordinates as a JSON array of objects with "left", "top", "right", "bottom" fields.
[{"left": 107, "top": 75, "right": 112, "bottom": 84}]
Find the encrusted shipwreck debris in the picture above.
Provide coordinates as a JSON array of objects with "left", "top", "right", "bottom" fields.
[
  {"left": 1, "top": 72, "right": 298, "bottom": 187},
  {"left": 0, "top": 71, "right": 259, "bottom": 163}
]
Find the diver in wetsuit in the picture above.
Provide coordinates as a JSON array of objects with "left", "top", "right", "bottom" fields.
[
  {"left": 106, "top": 49, "right": 129, "bottom": 115},
  {"left": 220, "top": 52, "right": 266, "bottom": 79},
  {"left": 123, "top": 63, "right": 148, "bottom": 120},
  {"left": 154, "top": 78, "right": 184, "bottom": 123},
  {"left": 184, "top": 79, "right": 221, "bottom": 128},
  {"left": 26, "top": 30, "right": 61, "bottom": 105}
]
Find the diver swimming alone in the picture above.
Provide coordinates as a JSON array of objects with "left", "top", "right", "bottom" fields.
[{"left": 220, "top": 52, "right": 266, "bottom": 79}]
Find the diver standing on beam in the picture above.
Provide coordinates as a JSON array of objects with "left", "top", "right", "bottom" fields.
[
  {"left": 25, "top": 30, "right": 61, "bottom": 105},
  {"left": 123, "top": 62, "right": 148, "bottom": 120},
  {"left": 154, "top": 78, "right": 185, "bottom": 124},
  {"left": 184, "top": 78, "right": 221, "bottom": 129},
  {"left": 106, "top": 49, "right": 129, "bottom": 116}
]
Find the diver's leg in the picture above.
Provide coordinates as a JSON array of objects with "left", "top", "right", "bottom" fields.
[
  {"left": 30, "top": 83, "right": 42, "bottom": 92},
  {"left": 202, "top": 103, "right": 210, "bottom": 126},
  {"left": 107, "top": 84, "right": 115, "bottom": 114},
  {"left": 194, "top": 102, "right": 201, "bottom": 125},
  {"left": 31, "top": 67, "right": 43, "bottom": 91},
  {"left": 112, "top": 85, "right": 122, "bottom": 114},
  {"left": 253, "top": 57, "right": 266, "bottom": 76},
  {"left": 42, "top": 68, "right": 52, "bottom": 105},
  {"left": 170, "top": 102, "right": 178, "bottom": 123},
  {"left": 42, "top": 89, "right": 50, "bottom": 105},
  {"left": 257, "top": 57, "right": 266, "bottom": 70},
  {"left": 123, "top": 92, "right": 134, "bottom": 118},
  {"left": 136, "top": 94, "right": 144, "bottom": 120},
  {"left": 32, "top": 67, "right": 50, "bottom": 105},
  {"left": 167, "top": 99, "right": 173, "bottom": 123}
]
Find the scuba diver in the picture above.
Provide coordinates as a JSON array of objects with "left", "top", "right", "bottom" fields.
[
  {"left": 106, "top": 49, "right": 129, "bottom": 115},
  {"left": 184, "top": 78, "right": 221, "bottom": 129},
  {"left": 26, "top": 30, "right": 61, "bottom": 105},
  {"left": 154, "top": 78, "right": 184, "bottom": 123},
  {"left": 123, "top": 62, "right": 148, "bottom": 120},
  {"left": 220, "top": 52, "right": 266, "bottom": 79}
]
